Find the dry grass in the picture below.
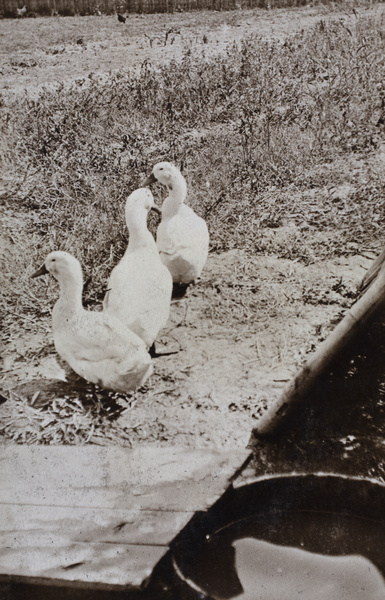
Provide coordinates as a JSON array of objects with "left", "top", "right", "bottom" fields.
[
  {"left": 1, "top": 12, "right": 384, "bottom": 317},
  {"left": 1, "top": 7, "right": 385, "bottom": 444},
  {"left": 0, "top": 0, "right": 370, "bottom": 17},
  {"left": 0, "top": 378, "right": 150, "bottom": 444},
  {"left": 2, "top": 14, "right": 385, "bottom": 245}
]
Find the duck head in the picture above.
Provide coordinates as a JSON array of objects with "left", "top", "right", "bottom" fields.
[
  {"left": 32, "top": 251, "right": 83, "bottom": 285},
  {"left": 142, "top": 161, "right": 186, "bottom": 195},
  {"left": 125, "top": 187, "right": 161, "bottom": 223}
]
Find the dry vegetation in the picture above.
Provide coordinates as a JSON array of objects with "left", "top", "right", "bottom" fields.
[
  {"left": 1, "top": 4, "right": 385, "bottom": 446},
  {"left": 0, "top": 0, "right": 360, "bottom": 17}
]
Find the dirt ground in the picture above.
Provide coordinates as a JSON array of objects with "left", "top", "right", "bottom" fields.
[
  {"left": 0, "top": 4, "right": 382, "bottom": 447},
  {"left": 2, "top": 4, "right": 384, "bottom": 94},
  {"left": 1, "top": 242, "right": 375, "bottom": 447}
]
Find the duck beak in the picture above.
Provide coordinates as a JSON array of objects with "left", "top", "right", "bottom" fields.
[
  {"left": 31, "top": 263, "right": 48, "bottom": 278},
  {"left": 141, "top": 172, "right": 157, "bottom": 187},
  {"left": 151, "top": 205, "right": 162, "bottom": 216}
]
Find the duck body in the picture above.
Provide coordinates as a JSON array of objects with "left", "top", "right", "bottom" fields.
[
  {"left": 104, "top": 246, "right": 172, "bottom": 347},
  {"left": 145, "top": 162, "right": 209, "bottom": 285},
  {"left": 103, "top": 188, "right": 172, "bottom": 348},
  {"left": 157, "top": 203, "right": 209, "bottom": 284},
  {"left": 32, "top": 251, "right": 153, "bottom": 393}
]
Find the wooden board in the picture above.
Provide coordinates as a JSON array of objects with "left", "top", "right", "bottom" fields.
[
  {"left": 0, "top": 504, "right": 191, "bottom": 546},
  {"left": 0, "top": 446, "right": 247, "bottom": 510},
  {"left": 0, "top": 539, "right": 165, "bottom": 587},
  {"left": 0, "top": 445, "right": 249, "bottom": 587}
]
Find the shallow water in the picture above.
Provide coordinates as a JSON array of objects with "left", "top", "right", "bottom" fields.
[
  {"left": 175, "top": 508, "right": 385, "bottom": 599},
  {"left": 233, "top": 537, "right": 385, "bottom": 600}
]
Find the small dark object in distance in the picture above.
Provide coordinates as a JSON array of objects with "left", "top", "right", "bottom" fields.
[
  {"left": 16, "top": 5, "right": 27, "bottom": 16},
  {"left": 117, "top": 13, "right": 126, "bottom": 22}
]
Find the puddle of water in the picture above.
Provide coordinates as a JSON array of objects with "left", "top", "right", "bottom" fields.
[
  {"left": 233, "top": 537, "right": 385, "bottom": 600},
  {"left": 174, "top": 508, "right": 385, "bottom": 599},
  {"left": 166, "top": 475, "right": 385, "bottom": 600}
]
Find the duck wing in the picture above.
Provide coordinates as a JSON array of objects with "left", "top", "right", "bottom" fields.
[
  {"left": 157, "top": 216, "right": 189, "bottom": 255},
  {"left": 60, "top": 311, "right": 144, "bottom": 364},
  {"left": 158, "top": 206, "right": 207, "bottom": 254}
]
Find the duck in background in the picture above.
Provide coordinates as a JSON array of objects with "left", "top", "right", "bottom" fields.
[
  {"left": 32, "top": 251, "right": 153, "bottom": 393},
  {"left": 103, "top": 188, "right": 172, "bottom": 353},
  {"left": 143, "top": 162, "right": 209, "bottom": 296}
]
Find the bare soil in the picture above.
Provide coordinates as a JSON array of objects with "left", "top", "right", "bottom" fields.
[
  {"left": 1, "top": 4, "right": 383, "bottom": 94},
  {"left": 1, "top": 244, "right": 374, "bottom": 447},
  {"left": 0, "top": 4, "right": 382, "bottom": 447}
]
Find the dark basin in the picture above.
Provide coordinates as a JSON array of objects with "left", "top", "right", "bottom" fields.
[{"left": 156, "top": 474, "right": 385, "bottom": 600}]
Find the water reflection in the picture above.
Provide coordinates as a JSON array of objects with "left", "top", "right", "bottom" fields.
[{"left": 233, "top": 537, "right": 385, "bottom": 600}]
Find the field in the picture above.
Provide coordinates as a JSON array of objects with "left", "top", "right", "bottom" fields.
[{"left": 1, "top": 2, "right": 385, "bottom": 448}]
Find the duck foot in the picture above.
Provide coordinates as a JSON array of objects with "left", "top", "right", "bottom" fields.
[{"left": 172, "top": 282, "right": 190, "bottom": 299}]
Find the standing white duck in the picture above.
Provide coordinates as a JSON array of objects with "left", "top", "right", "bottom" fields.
[
  {"left": 103, "top": 188, "right": 173, "bottom": 349},
  {"left": 32, "top": 251, "right": 153, "bottom": 393},
  {"left": 143, "top": 162, "right": 209, "bottom": 287}
]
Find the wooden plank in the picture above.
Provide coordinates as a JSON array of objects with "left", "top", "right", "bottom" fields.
[
  {"left": 0, "top": 446, "right": 248, "bottom": 511},
  {"left": 0, "top": 504, "right": 193, "bottom": 546},
  {"left": 0, "top": 503, "right": 188, "bottom": 586},
  {"left": 358, "top": 247, "right": 385, "bottom": 294},
  {"left": 0, "top": 539, "right": 166, "bottom": 586},
  {"left": 0, "top": 446, "right": 249, "bottom": 586},
  {"left": 253, "top": 259, "right": 385, "bottom": 437}
]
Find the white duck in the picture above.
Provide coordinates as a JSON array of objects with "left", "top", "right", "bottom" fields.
[
  {"left": 32, "top": 251, "right": 153, "bottom": 393},
  {"left": 103, "top": 188, "right": 172, "bottom": 349},
  {"left": 143, "top": 162, "right": 209, "bottom": 286}
]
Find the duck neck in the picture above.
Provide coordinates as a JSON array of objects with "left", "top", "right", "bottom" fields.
[
  {"left": 162, "top": 174, "right": 187, "bottom": 219},
  {"left": 56, "top": 274, "right": 83, "bottom": 316},
  {"left": 127, "top": 210, "right": 156, "bottom": 252}
]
